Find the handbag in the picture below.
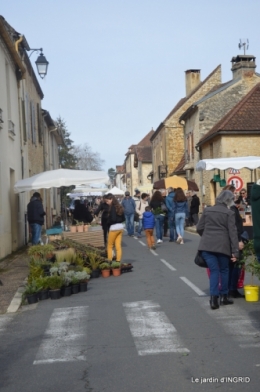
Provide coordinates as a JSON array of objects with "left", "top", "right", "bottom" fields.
[
  {"left": 134, "top": 212, "right": 139, "bottom": 222},
  {"left": 194, "top": 251, "right": 207, "bottom": 268},
  {"left": 161, "top": 202, "right": 168, "bottom": 212}
]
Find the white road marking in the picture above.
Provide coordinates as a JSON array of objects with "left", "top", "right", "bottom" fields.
[
  {"left": 123, "top": 300, "right": 189, "bottom": 356},
  {"left": 160, "top": 259, "right": 176, "bottom": 271},
  {"left": 33, "top": 306, "right": 88, "bottom": 365},
  {"left": 180, "top": 277, "right": 206, "bottom": 296},
  {"left": 150, "top": 250, "right": 158, "bottom": 256},
  {"left": 139, "top": 241, "right": 146, "bottom": 246},
  {"left": 195, "top": 297, "right": 260, "bottom": 348}
]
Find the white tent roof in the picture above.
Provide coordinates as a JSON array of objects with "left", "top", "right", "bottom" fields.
[
  {"left": 14, "top": 169, "right": 109, "bottom": 193},
  {"left": 196, "top": 156, "right": 260, "bottom": 171},
  {"left": 107, "top": 186, "right": 124, "bottom": 195}
]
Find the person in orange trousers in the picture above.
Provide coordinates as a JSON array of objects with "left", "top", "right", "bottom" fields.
[{"left": 104, "top": 193, "right": 125, "bottom": 261}]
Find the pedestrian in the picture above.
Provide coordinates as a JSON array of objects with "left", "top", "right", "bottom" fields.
[
  {"left": 94, "top": 197, "right": 110, "bottom": 246},
  {"left": 190, "top": 191, "right": 200, "bottom": 225},
  {"left": 73, "top": 198, "right": 93, "bottom": 224},
  {"left": 172, "top": 188, "right": 189, "bottom": 244},
  {"left": 104, "top": 193, "right": 125, "bottom": 262},
  {"left": 161, "top": 189, "right": 169, "bottom": 237},
  {"left": 133, "top": 189, "right": 141, "bottom": 206},
  {"left": 27, "top": 192, "right": 46, "bottom": 245},
  {"left": 149, "top": 190, "right": 165, "bottom": 244},
  {"left": 135, "top": 193, "right": 149, "bottom": 238},
  {"left": 121, "top": 191, "right": 136, "bottom": 237},
  {"left": 197, "top": 190, "right": 239, "bottom": 310},
  {"left": 186, "top": 191, "right": 193, "bottom": 226},
  {"left": 165, "top": 187, "right": 177, "bottom": 242},
  {"left": 143, "top": 206, "right": 156, "bottom": 250}
]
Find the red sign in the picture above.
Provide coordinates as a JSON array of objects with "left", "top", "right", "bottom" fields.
[
  {"left": 227, "top": 176, "right": 244, "bottom": 191},
  {"left": 229, "top": 168, "right": 240, "bottom": 174}
]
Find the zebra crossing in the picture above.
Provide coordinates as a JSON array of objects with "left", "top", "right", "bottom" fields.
[{"left": 1, "top": 296, "right": 260, "bottom": 366}]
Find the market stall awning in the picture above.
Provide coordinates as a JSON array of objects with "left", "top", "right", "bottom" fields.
[
  {"left": 107, "top": 186, "right": 125, "bottom": 195},
  {"left": 14, "top": 169, "right": 110, "bottom": 193},
  {"left": 196, "top": 156, "right": 260, "bottom": 171},
  {"left": 153, "top": 175, "right": 199, "bottom": 191}
]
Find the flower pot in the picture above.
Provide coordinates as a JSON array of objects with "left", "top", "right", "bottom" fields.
[
  {"left": 38, "top": 290, "right": 49, "bottom": 301},
  {"left": 91, "top": 269, "right": 100, "bottom": 279},
  {"left": 244, "top": 285, "right": 259, "bottom": 302},
  {"left": 101, "top": 269, "right": 111, "bottom": 278},
  {"left": 71, "top": 284, "right": 80, "bottom": 294},
  {"left": 61, "top": 286, "right": 72, "bottom": 297},
  {"left": 77, "top": 226, "right": 84, "bottom": 233},
  {"left": 84, "top": 225, "right": 89, "bottom": 232},
  {"left": 79, "top": 282, "right": 88, "bottom": 292},
  {"left": 27, "top": 293, "right": 39, "bottom": 304},
  {"left": 49, "top": 289, "right": 61, "bottom": 300},
  {"left": 112, "top": 268, "right": 121, "bottom": 277},
  {"left": 70, "top": 226, "right": 77, "bottom": 233}
]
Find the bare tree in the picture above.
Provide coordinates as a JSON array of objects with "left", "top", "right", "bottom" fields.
[{"left": 72, "top": 143, "right": 105, "bottom": 170}]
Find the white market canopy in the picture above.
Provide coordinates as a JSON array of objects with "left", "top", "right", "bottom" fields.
[
  {"left": 107, "top": 186, "right": 124, "bottom": 195},
  {"left": 67, "top": 192, "right": 103, "bottom": 198},
  {"left": 14, "top": 168, "right": 110, "bottom": 193},
  {"left": 196, "top": 156, "right": 260, "bottom": 171}
]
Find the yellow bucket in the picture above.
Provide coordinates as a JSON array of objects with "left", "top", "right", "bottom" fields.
[{"left": 244, "top": 285, "right": 259, "bottom": 302}]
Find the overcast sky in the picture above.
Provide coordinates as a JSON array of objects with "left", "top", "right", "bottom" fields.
[{"left": 1, "top": 0, "right": 260, "bottom": 171}]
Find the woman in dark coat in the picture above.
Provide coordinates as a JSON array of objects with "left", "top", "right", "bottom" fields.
[
  {"left": 149, "top": 190, "right": 165, "bottom": 244},
  {"left": 94, "top": 197, "right": 110, "bottom": 246},
  {"left": 197, "top": 190, "right": 239, "bottom": 310}
]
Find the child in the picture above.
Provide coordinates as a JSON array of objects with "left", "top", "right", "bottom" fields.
[{"left": 143, "top": 206, "right": 156, "bottom": 250}]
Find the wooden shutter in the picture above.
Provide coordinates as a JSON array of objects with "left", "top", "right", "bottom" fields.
[{"left": 22, "top": 100, "right": 27, "bottom": 142}]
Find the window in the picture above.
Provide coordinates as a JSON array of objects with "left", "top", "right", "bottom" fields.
[
  {"left": 186, "top": 131, "right": 194, "bottom": 161},
  {"left": 0, "top": 108, "right": 3, "bottom": 129},
  {"left": 8, "top": 120, "right": 15, "bottom": 136},
  {"left": 210, "top": 143, "right": 213, "bottom": 158}
]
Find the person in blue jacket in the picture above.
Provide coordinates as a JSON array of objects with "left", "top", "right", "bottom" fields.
[
  {"left": 121, "top": 191, "right": 136, "bottom": 236},
  {"left": 143, "top": 206, "right": 156, "bottom": 250},
  {"left": 172, "top": 187, "right": 189, "bottom": 244},
  {"left": 166, "top": 187, "right": 177, "bottom": 242}
]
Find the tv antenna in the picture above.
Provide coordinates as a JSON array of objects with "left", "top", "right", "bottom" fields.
[{"left": 238, "top": 39, "right": 249, "bottom": 55}]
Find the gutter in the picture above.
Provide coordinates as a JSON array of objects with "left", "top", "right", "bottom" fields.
[
  {"left": 197, "top": 130, "right": 260, "bottom": 147},
  {"left": 0, "top": 20, "right": 26, "bottom": 78}
]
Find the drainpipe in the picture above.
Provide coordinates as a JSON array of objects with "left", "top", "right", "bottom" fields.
[{"left": 15, "top": 35, "right": 23, "bottom": 53}]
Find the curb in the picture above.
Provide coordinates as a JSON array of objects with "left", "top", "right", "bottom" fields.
[{"left": 6, "top": 279, "right": 27, "bottom": 314}]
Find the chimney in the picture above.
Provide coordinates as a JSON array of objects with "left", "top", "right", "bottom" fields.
[
  {"left": 185, "top": 69, "right": 201, "bottom": 97},
  {"left": 231, "top": 55, "right": 256, "bottom": 79}
]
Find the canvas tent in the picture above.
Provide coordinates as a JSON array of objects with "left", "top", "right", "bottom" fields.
[
  {"left": 14, "top": 169, "right": 109, "bottom": 193},
  {"left": 107, "top": 186, "right": 124, "bottom": 195},
  {"left": 196, "top": 156, "right": 260, "bottom": 171}
]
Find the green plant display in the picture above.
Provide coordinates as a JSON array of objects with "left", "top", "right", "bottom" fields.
[
  {"left": 35, "top": 276, "right": 50, "bottom": 291},
  {"left": 47, "top": 275, "right": 63, "bottom": 290},
  {"left": 241, "top": 240, "right": 260, "bottom": 285},
  {"left": 87, "top": 252, "right": 102, "bottom": 270},
  {"left": 28, "top": 258, "right": 44, "bottom": 284},
  {"left": 28, "top": 244, "right": 54, "bottom": 258},
  {"left": 23, "top": 280, "right": 41, "bottom": 296},
  {"left": 74, "top": 271, "right": 90, "bottom": 282},
  {"left": 100, "top": 262, "right": 111, "bottom": 270},
  {"left": 111, "top": 261, "right": 121, "bottom": 269}
]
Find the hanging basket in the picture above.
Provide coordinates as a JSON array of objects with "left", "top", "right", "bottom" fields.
[{"left": 219, "top": 179, "right": 226, "bottom": 187}]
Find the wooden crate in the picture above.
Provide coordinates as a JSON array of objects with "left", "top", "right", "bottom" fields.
[{"left": 63, "top": 228, "right": 104, "bottom": 248}]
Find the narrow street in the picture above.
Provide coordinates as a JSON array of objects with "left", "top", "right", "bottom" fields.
[{"left": 1, "top": 231, "right": 260, "bottom": 392}]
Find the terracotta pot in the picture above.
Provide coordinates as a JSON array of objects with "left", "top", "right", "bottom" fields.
[
  {"left": 112, "top": 268, "right": 121, "bottom": 277},
  {"left": 84, "top": 225, "right": 89, "bottom": 232},
  {"left": 70, "top": 226, "right": 77, "bottom": 233},
  {"left": 77, "top": 225, "right": 84, "bottom": 233},
  {"left": 101, "top": 269, "right": 111, "bottom": 278}
]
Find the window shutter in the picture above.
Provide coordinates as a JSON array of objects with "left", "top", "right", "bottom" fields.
[{"left": 37, "top": 103, "right": 42, "bottom": 144}]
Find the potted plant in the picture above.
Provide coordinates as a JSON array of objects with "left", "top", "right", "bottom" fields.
[
  {"left": 23, "top": 280, "right": 40, "bottom": 304},
  {"left": 70, "top": 224, "right": 77, "bottom": 233},
  {"left": 71, "top": 273, "right": 80, "bottom": 294},
  {"left": 47, "top": 275, "right": 63, "bottom": 299},
  {"left": 35, "top": 276, "right": 50, "bottom": 301},
  {"left": 111, "top": 261, "right": 121, "bottom": 277},
  {"left": 60, "top": 272, "right": 72, "bottom": 297},
  {"left": 75, "top": 220, "right": 84, "bottom": 233},
  {"left": 84, "top": 224, "right": 90, "bottom": 232},
  {"left": 241, "top": 240, "right": 260, "bottom": 301},
  {"left": 87, "top": 252, "right": 102, "bottom": 278},
  {"left": 28, "top": 244, "right": 55, "bottom": 259},
  {"left": 100, "top": 262, "right": 111, "bottom": 278},
  {"left": 75, "top": 271, "right": 90, "bottom": 292}
]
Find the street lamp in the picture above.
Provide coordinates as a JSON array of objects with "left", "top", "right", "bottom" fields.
[{"left": 29, "top": 48, "right": 49, "bottom": 79}]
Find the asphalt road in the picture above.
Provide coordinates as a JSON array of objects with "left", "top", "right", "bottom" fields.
[{"left": 1, "top": 231, "right": 260, "bottom": 392}]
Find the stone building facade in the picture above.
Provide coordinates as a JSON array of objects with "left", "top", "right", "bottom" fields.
[
  {"left": 180, "top": 55, "right": 260, "bottom": 206},
  {"left": 151, "top": 66, "right": 222, "bottom": 182}
]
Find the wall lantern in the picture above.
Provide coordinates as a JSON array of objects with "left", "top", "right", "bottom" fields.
[{"left": 29, "top": 48, "right": 49, "bottom": 79}]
